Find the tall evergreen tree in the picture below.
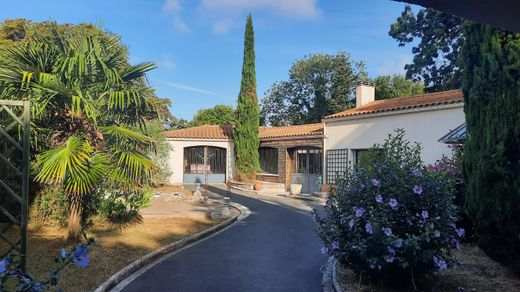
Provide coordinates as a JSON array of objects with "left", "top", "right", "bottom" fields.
[
  {"left": 462, "top": 22, "right": 520, "bottom": 263},
  {"left": 234, "top": 14, "right": 260, "bottom": 180}
]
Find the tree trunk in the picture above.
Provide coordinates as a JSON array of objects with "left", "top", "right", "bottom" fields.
[{"left": 67, "top": 195, "right": 82, "bottom": 242}]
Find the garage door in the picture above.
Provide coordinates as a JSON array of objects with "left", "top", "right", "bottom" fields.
[{"left": 183, "top": 146, "right": 226, "bottom": 184}]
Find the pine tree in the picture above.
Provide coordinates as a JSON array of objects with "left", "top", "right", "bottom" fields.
[
  {"left": 234, "top": 14, "right": 260, "bottom": 180},
  {"left": 462, "top": 22, "right": 520, "bottom": 263}
]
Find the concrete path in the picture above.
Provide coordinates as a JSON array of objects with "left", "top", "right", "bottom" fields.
[{"left": 120, "top": 185, "right": 326, "bottom": 292}]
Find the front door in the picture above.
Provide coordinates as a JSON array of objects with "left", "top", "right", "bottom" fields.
[
  {"left": 292, "top": 148, "right": 323, "bottom": 194},
  {"left": 183, "top": 146, "right": 226, "bottom": 184}
]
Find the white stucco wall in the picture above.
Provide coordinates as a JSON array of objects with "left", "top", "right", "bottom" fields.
[
  {"left": 166, "top": 139, "right": 235, "bottom": 184},
  {"left": 324, "top": 105, "right": 465, "bottom": 166}
]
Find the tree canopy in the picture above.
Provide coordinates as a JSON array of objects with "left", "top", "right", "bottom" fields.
[
  {"left": 192, "top": 105, "right": 235, "bottom": 126},
  {"left": 389, "top": 6, "right": 463, "bottom": 92},
  {"left": 0, "top": 22, "right": 165, "bottom": 240},
  {"left": 260, "top": 52, "right": 367, "bottom": 126},
  {"left": 374, "top": 74, "right": 424, "bottom": 100}
]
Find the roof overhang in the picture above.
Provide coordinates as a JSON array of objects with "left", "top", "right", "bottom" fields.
[
  {"left": 393, "top": 0, "right": 520, "bottom": 32},
  {"left": 322, "top": 102, "right": 463, "bottom": 124},
  {"left": 260, "top": 135, "right": 325, "bottom": 142}
]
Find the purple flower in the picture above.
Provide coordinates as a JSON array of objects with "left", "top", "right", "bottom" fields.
[
  {"left": 387, "top": 246, "right": 395, "bottom": 254},
  {"left": 60, "top": 248, "right": 68, "bottom": 259},
  {"left": 412, "top": 167, "right": 423, "bottom": 177},
  {"left": 385, "top": 255, "right": 395, "bottom": 263},
  {"left": 394, "top": 239, "right": 404, "bottom": 248},
  {"left": 365, "top": 222, "right": 373, "bottom": 234},
  {"left": 433, "top": 230, "right": 441, "bottom": 238},
  {"left": 371, "top": 179, "right": 381, "bottom": 187},
  {"left": 0, "top": 258, "right": 10, "bottom": 273},
  {"left": 388, "top": 198, "right": 399, "bottom": 210},
  {"left": 348, "top": 219, "right": 355, "bottom": 229},
  {"left": 456, "top": 228, "right": 465, "bottom": 238},
  {"left": 375, "top": 194, "right": 383, "bottom": 203},
  {"left": 382, "top": 227, "right": 392, "bottom": 236},
  {"left": 369, "top": 262, "right": 377, "bottom": 269},
  {"left": 72, "top": 244, "right": 89, "bottom": 267},
  {"left": 421, "top": 210, "right": 429, "bottom": 219},
  {"left": 321, "top": 246, "right": 329, "bottom": 254},
  {"left": 331, "top": 241, "right": 339, "bottom": 250},
  {"left": 353, "top": 206, "right": 365, "bottom": 218},
  {"left": 312, "top": 214, "right": 317, "bottom": 222},
  {"left": 433, "top": 256, "right": 448, "bottom": 270},
  {"left": 413, "top": 185, "right": 423, "bottom": 195}
]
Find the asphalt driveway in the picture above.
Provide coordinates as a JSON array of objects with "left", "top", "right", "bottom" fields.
[{"left": 119, "top": 185, "right": 326, "bottom": 292}]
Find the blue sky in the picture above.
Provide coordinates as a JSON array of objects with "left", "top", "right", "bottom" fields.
[{"left": 0, "top": 0, "right": 420, "bottom": 120}]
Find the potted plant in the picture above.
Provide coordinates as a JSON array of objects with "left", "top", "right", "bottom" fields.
[
  {"left": 254, "top": 181, "right": 263, "bottom": 190},
  {"left": 290, "top": 184, "right": 302, "bottom": 195}
]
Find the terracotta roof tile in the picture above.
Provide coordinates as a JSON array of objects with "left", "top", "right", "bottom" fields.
[
  {"left": 164, "top": 123, "right": 324, "bottom": 140},
  {"left": 259, "top": 123, "right": 324, "bottom": 139},
  {"left": 164, "top": 125, "right": 233, "bottom": 140},
  {"left": 323, "top": 89, "right": 464, "bottom": 120}
]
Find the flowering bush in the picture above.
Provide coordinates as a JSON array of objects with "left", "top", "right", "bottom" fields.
[
  {"left": 315, "top": 130, "right": 463, "bottom": 284},
  {"left": 0, "top": 238, "right": 94, "bottom": 291}
]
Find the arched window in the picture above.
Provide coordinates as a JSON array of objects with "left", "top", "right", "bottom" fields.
[{"left": 259, "top": 147, "right": 278, "bottom": 175}]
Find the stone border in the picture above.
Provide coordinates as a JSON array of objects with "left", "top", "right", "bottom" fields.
[
  {"left": 94, "top": 202, "right": 250, "bottom": 292},
  {"left": 321, "top": 256, "right": 344, "bottom": 292}
]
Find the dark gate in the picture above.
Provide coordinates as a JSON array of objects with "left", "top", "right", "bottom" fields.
[{"left": 0, "top": 100, "right": 30, "bottom": 271}]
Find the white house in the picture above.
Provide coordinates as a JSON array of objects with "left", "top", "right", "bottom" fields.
[
  {"left": 164, "top": 84, "right": 465, "bottom": 192},
  {"left": 322, "top": 83, "right": 465, "bottom": 184}
]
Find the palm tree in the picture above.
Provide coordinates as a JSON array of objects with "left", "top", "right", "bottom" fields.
[{"left": 0, "top": 23, "right": 164, "bottom": 240}]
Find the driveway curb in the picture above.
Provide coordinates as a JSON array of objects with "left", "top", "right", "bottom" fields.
[
  {"left": 94, "top": 202, "right": 250, "bottom": 292},
  {"left": 322, "top": 256, "right": 344, "bottom": 292}
]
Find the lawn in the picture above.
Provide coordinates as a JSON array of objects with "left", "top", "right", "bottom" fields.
[{"left": 26, "top": 209, "right": 224, "bottom": 290}]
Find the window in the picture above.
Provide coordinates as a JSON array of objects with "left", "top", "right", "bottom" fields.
[
  {"left": 326, "top": 149, "right": 348, "bottom": 184},
  {"left": 294, "top": 148, "right": 322, "bottom": 174},
  {"left": 259, "top": 147, "right": 278, "bottom": 174},
  {"left": 184, "top": 146, "right": 226, "bottom": 174}
]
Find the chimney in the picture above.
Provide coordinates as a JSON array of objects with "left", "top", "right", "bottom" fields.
[{"left": 356, "top": 81, "right": 375, "bottom": 108}]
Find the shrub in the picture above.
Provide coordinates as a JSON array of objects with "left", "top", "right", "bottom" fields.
[
  {"left": 315, "top": 130, "right": 463, "bottom": 284},
  {"left": 97, "top": 188, "right": 153, "bottom": 223},
  {"left": 428, "top": 145, "right": 475, "bottom": 242},
  {"left": 31, "top": 185, "right": 69, "bottom": 226}
]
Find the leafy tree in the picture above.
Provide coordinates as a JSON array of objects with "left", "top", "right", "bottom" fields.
[
  {"left": 389, "top": 6, "right": 464, "bottom": 92},
  {"left": 0, "top": 23, "right": 164, "bottom": 240},
  {"left": 234, "top": 14, "right": 260, "bottom": 180},
  {"left": 462, "top": 22, "right": 520, "bottom": 264},
  {"left": 374, "top": 74, "right": 424, "bottom": 100},
  {"left": 260, "top": 52, "right": 366, "bottom": 126},
  {"left": 192, "top": 105, "right": 235, "bottom": 126},
  {"left": 165, "top": 116, "right": 191, "bottom": 129}
]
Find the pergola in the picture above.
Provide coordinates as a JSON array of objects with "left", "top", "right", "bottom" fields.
[{"left": 394, "top": 0, "right": 520, "bottom": 32}]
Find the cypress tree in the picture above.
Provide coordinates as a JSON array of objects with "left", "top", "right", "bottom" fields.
[
  {"left": 234, "top": 14, "right": 260, "bottom": 180},
  {"left": 462, "top": 22, "right": 520, "bottom": 264}
]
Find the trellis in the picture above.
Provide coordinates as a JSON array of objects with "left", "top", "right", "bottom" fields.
[{"left": 0, "top": 100, "right": 30, "bottom": 271}]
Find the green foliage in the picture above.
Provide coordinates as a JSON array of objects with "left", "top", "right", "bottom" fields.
[
  {"left": 192, "top": 105, "right": 235, "bottom": 126},
  {"left": 461, "top": 22, "right": 520, "bottom": 263},
  {"left": 141, "top": 121, "right": 172, "bottom": 185},
  {"left": 165, "top": 116, "right": 191, "bottom": 129},
  {"left": 0, "top": 22, "right": 166, "bottom": 239},
  {"left": 260, "top": 52, "right": 367, "bottom": 126},
  {"left": 97, "top": 188, "right": 153, "bottom": 223},
  {"left": 315, "top": 130, "right": 462, "bottom": 284},
  {"left": 234, "top": 14, "right": 260, "bottom": 179},
  {"left": 389, "top": 6, "right": 463, "bottom": 92},
  {"left": 374, "top": 74, "right": 424, "bottom": 100},
  {"left": 31, "top": 185, "right": 69, "bottom": 226}
]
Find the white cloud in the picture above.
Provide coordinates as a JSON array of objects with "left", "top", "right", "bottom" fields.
[
  {"left": 201, "top": 0, "right": 320, "bottom": 19},
  {"left": 158, "top": 80, "right": 219, "bottom": 96},
  {"left": 213, "top": 19, "right": 233, "bottom": 35},
  {"left": 173, "top": 17, "right": 191, "bottom": 33},
  {"left": 161, "top": 57, "right": 177, "bottom": 70},
  {"left": 163, "top": 0, "right": 182, "bottom": 12}
]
